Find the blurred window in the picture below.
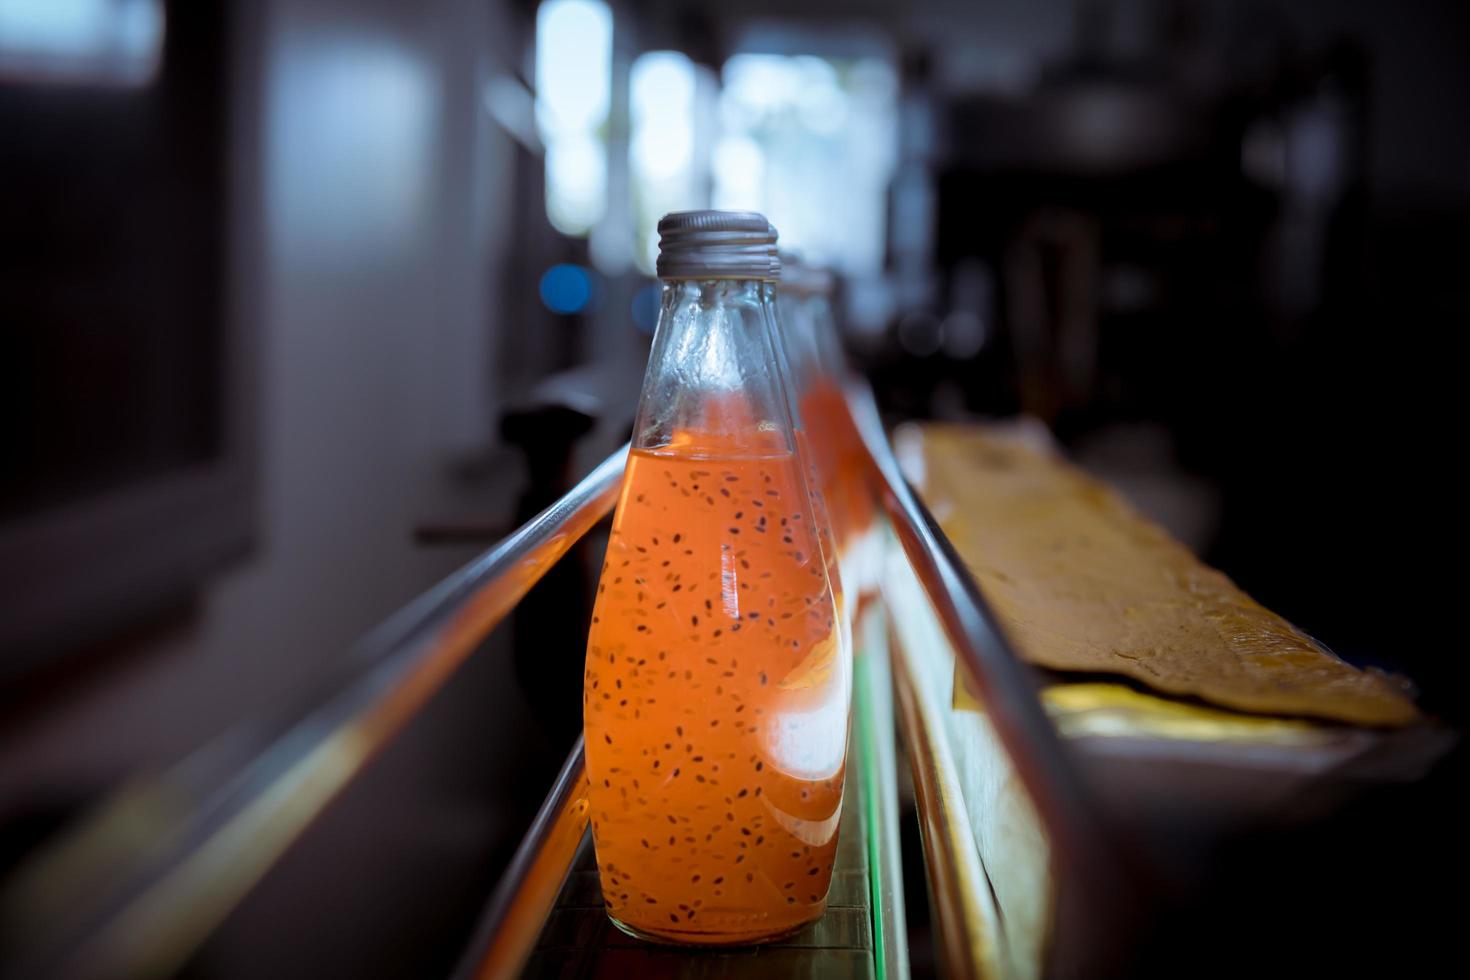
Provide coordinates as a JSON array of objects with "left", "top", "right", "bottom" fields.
[
  {"left": 534, "top": 0, "right": 612, "bottom": 236},
  {"left": 714, "top": 54, "right": 898, "bottom": 275},
  {"left": 0, "top": 0, "right": 163, "bottom": 87},
  {"left": 629, "top": 50, "right": 712, "bottom": 274}
]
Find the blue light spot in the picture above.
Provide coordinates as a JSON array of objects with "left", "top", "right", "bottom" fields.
[
  {"left": 630, "top": 283, "right": 661, "bottom": 334},
  {"left": 539, "top": 263, "right": 593, "bottom": 315}
]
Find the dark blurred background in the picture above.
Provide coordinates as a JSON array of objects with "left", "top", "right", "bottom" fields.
[{"left": 1, "top": 0, "right": 1466, "bottom": 976}]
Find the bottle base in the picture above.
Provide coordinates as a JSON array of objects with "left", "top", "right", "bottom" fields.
[{"left": 606, "top": 902, "right": 825, "bottom": 947}]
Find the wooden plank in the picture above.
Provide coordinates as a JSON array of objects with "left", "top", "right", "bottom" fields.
[{"left": 902, "top": 423, "right": 1419, "bottom": 726}]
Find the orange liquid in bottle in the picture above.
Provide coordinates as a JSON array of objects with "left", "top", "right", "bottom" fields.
[
  {"left": 584, "top": 434, "right": 848, "bottom": 945},
  {"left": 794, "top": 427, "right": 853, "bottom": 633},
  {"left": 799, "top": 381, "right": 876, "bottom": 549}
]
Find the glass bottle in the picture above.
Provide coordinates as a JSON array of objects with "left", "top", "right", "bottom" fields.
[
  {"left": 758, "top": 250, "right": 853, "bottom": 662},
  {"left": 776, "top": 255, "right": 878, "bottom": 595},
  {"left": 583, "top": 211, "right": 848, "bottom": 946}
]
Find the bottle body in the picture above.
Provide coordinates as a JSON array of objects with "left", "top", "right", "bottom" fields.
[
  {"left": 584, "top": 275, "right": 848, "bottom": 945},
  {"left": 799, "top": 376, "right": 877, "bottom": 579},
  {"left": 761, "top": 281, "right": 854, "bottom": 658},
  {"left": 777, "top": 280, "right": 879, "bottom": 598}
]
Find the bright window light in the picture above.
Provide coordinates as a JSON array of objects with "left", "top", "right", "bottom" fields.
[
  {"left": 0, "top": 0, "right": 163, "bottom": 86},
  {"left": 545, "top": 133, "right": 607, "bottom": 234},
  {"left": 714, "top": 53, "right": 898, "bottom": 276},
  {"left": 711, "top": 135, "right": 764, "bottom": 210},
  {"left": 631, "top": 52, "right": 695, "bottom": 179},
  {"left": 629, "top": 50, "right": 704, "bottom": 273},
  {"left": 534, "top": 0, "right": 612, "bottom": 236}
]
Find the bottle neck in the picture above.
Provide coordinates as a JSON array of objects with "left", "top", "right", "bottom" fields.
[
  {"left": 661, "top": 278, "right": 765, "bottom": 308},
  {"left": 634, "top": 279, "right": 793, "bottom": 457}
]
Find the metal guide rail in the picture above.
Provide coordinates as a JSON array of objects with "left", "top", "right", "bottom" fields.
[{"left": 1, "top": 386, "right": 1134, "bottom": 980}]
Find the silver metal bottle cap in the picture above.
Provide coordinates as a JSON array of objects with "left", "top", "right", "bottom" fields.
[
  {"left": 777, "top": 250, "right": 835, "bottom": 297},
  {"left": 657, "top": 210, "right": 781, "bottom": 282}
]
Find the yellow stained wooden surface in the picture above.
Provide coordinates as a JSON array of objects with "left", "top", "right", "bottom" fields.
[{"left": 907, "top": 424, "right": 1419, "bottom": 727}]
